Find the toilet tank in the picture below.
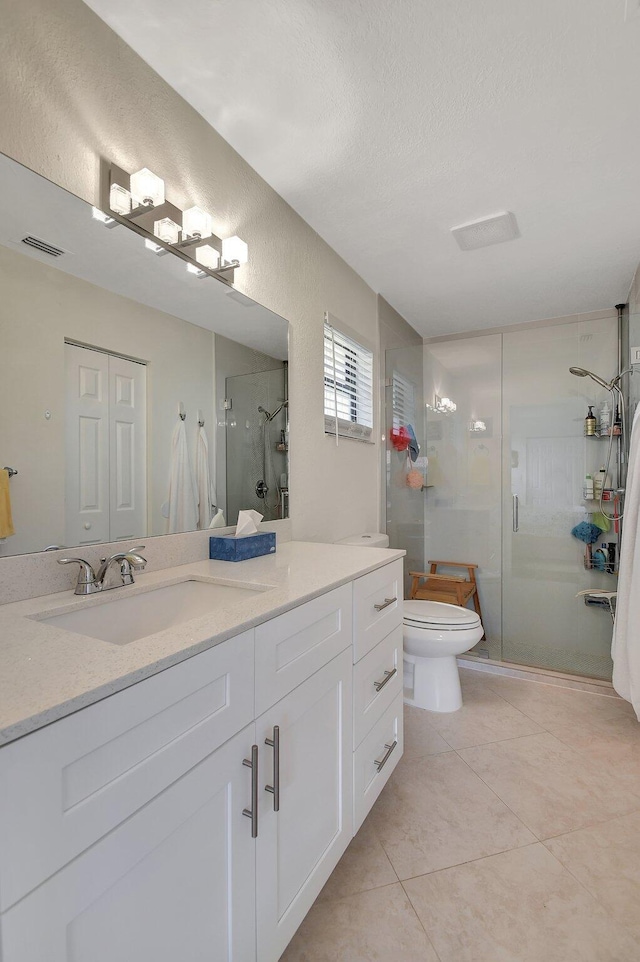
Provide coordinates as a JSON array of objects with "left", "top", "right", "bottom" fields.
[{"left": 335, "top": 532, "right": 390, "bottom": 548}]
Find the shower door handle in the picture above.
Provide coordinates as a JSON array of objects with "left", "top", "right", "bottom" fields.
[{"left": 512, "top": 494, "right": 519, "bottom": 533}]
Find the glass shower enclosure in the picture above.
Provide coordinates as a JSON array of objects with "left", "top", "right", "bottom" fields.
[
  {"left": 225, "top": 367, "right": 289, "bottom": 523},
  {"left": 386, "top": 314, "right": 619, "bottom": 680}
]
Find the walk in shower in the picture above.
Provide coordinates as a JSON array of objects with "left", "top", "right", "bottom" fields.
[
  {"left": 386, "top": 312, "right": 627, "bottom": 680},
  {"left": 225, "top": 367, "right": 289, "bottom": 523}
]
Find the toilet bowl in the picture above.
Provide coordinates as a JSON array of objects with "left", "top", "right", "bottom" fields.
[{"left": 403, "top": 601, "right": 484, "bottom": 713}]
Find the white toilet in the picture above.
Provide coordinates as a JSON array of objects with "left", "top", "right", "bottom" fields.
[
  {"left": 403, "top": 601, "right": 484, "bottom": 713},
  {"left": 334, "top": 533, "right": 484, "bottom": 713}
]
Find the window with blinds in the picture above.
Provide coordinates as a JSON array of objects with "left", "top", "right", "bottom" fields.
[{"left": 324, "top": 322, "right": 374, "bottom": 441}]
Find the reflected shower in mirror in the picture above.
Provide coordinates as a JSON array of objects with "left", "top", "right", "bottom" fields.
[{"left": 0, "top": 153, "right": 289, "bottom": 557}]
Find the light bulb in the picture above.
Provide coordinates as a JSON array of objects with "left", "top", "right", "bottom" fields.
[
  {"left": 154, "top": 217, "right": 180, "bottom": 244},
  {"left": 145, "top": 239, "right": 163, "bottom": 253},
  {"left": 130, "top": 168, "right": 165, "bottom": 208},
  {"left": 109, "top": 183, "right": 131, "bottom": 215},
  {"left": 195, "top": 245, "right": 220, "bottom": 269},
  {"left": 182, "top": 206, "right": 212, "bottom": 239},
  {"left": 222, "top": 235, "right": 248, "bottom": 265},
  {"left": 187, "top": 262, "right": 205, "bottom": 276}
]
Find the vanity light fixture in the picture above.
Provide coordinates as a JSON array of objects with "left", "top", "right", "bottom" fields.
[
  {"left": 92, "top": 206, "right": 115, "bottom": 225},
  {"left": 109, "top": 183, "right": 132, "bottom": 216},
  {"left": 130, "top": 167, "right": 165, "bottom": 208},
  {"left": 195, "top": 245, "right": 221, "bottom": 269},
  {"left": 154, "top": 217, "right": 180, "bottom": 245},
  {"left": 222, "top": 235, "right": 248, "bottom": 266},
  {"left": 182, "top": 206, "right": 212, "bottom": 240},
  {"left": 98, "top": 161, "right": 249, "bottom": 285},
  {"left": 434, "top": 395, "right": 457, "bottom": 414}
]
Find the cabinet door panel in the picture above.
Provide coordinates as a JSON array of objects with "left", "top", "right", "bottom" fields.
[
  {"left": 0, "top": 724, "right": 257, "bottom": 962},
  {"left": 256, "top": 649, "right": 353, "bottom": 962},
  {"left": 0, "top": 630, "right": 254, "bottom": 911},
  {"left": 255, "top": 584, "right": 352, "bottom": 715}
]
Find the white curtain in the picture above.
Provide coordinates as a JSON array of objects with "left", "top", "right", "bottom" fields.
[
  {"left": 168, "top": 419, "right": 198, "bottom": 534},
  {"left": 196, "top": 424, "right": 216, "bottom": 530},
  {"left": 612, "top": 403, "right": 640, "bottom": 719}
]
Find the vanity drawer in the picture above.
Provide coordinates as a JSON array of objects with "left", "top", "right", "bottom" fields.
[
  {"left": 0, "top": 630, "right": 254, "bottom": 912},
  {"left": 255, "top": 584, "right": 352, "bottom": 715},
  {"left": 353, "top": 691, "right": 404, "bottom": 832},
  {"left": 353, "top": 625, "right": 403, "bottom": 748},
  {"left": 353, "top": 560, "right": 403, "bottom": 662}
]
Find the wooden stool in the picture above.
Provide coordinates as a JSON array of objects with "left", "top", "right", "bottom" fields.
[{"left": 409, "top": 561, "right": 484, "bottom": 639}]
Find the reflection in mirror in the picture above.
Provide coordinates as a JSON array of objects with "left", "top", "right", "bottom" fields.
[{"left": 0, "top": 153, "right": 289, "bottom": 558}]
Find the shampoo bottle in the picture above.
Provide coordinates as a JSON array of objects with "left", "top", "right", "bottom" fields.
[
  {"left": 594, "top": 466, "right": 607, "bottom": 499},
  {"left": 585, "top": 406, "right": 596, "bottom": 436},
  {"left": 583, "top": 474, "right": 594, "bottom": 500},
  {"left": 599, "top": 400, "right": 611, "bottom": 435}
]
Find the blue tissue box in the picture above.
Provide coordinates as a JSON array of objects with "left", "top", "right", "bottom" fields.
[{"left": 209, "top": 531, "right": 276, "bottom": 562}]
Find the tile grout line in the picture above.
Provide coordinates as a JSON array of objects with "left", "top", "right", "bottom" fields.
[{"left": 399, "top": 878, "right": 446, "bottom": 962}]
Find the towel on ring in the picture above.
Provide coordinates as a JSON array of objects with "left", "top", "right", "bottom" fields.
[{"left": 0, "top": 469, "right": 15, "bottom": 539}]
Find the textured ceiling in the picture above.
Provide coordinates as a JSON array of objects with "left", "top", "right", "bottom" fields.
[{"left": 82, "top": 0, "right": 640, "bottom": 336}]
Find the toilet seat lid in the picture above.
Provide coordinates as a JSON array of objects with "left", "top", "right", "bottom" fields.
[{"left": 403, "top": 600, "right": 481, "bottom": 628}]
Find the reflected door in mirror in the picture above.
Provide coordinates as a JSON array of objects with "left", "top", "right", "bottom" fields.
[{"left": 65, "top": 343, "right": 147, "bottom": 547}]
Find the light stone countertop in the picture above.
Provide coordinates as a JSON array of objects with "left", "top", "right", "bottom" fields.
[{"left": 0, "top": 541, "right": 404, "bottom": 746}]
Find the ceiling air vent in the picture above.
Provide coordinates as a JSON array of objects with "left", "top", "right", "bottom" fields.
[
  {"left": 21, "top": 235, "right": 66, "bottom": 257},
  {"left": 450, "top": 212, "right": 519, "bottom": 251}
]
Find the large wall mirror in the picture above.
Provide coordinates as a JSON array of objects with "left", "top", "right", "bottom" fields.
[{"left": 0, "top": 153, "right": 289, "bottom": 558}]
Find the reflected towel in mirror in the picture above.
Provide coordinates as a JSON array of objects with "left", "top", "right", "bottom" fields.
[{"left": 168, "top": 419, "right": 198, "bottom": 534}]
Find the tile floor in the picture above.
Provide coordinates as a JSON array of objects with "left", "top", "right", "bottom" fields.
[{"left": 280, "top": 668, "right": 640, "bottom": 962}]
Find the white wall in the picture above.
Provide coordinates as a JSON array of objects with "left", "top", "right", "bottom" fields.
[
  {"left": 0, "top": 0, "right": 380, "bottom": 549},
  {"left": 0, "top": 243, "right": 214, "bottom": 554}
]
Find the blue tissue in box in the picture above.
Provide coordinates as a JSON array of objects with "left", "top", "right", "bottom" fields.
[{"left": 209, "top": 531, "right": 276, "bottom": 562}]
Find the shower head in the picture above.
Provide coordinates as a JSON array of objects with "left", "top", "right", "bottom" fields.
[
  {"left": 258, "top": 400, "right": 288, "bottom": 422},
  {"left": 569, "top": 367, "right": 611, "bottom": 390}
]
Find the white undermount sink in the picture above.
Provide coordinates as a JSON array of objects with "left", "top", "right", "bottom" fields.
[{"left": 37, "top": 579, "right": 267, "bottom": 646}]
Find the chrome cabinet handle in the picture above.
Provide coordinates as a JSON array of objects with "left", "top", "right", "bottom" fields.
[
  {"left": 242, "top": 745, "right": 259, "bottom": 838},
  {"left": 374, "top": 740, "right": 398, "bottom": 773},
  {"left": 512, "top": 494, "right": 519, "bottom": 533},
  {"left": 374, "top": 597, "right": 397, "bottom": 612},
  {"left": 265, "top": 725, "right": 280, "bottom": 812},
  {"left": 373, "top": 668, "right": 397, "bottom": 692}
]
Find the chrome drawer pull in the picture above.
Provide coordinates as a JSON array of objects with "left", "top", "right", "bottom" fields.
[
  {"left": 242, "top": 745, "right": 259, "bottom": 838},
  {"left": 374, "top": 596, "right": 397, "bottom": 612},
  {"left": 373, "top": 668, "right": 397, "bottom": 692},
  {"left": 374, "top": 740, "right": 398, "bottom": 773},
  {"left": 265, "top": 725, "right": 280, "bottom": 812}
]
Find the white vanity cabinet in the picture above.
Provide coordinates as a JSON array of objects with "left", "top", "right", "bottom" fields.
[
  {"left": 0, "top": 556, "right": 403, "bottom": 962},
  {"left": 0, "top": 722, "right": 258, "bottom": 962}
]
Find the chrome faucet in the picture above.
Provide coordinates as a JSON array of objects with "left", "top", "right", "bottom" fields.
[{"left": 58, "top": 546, "right": 147, "bottom": 595}]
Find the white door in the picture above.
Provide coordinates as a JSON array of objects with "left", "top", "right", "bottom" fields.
[
  {"left": 65, "top": 344, "right": 146, "bottom": 547},
  {"left": 65, "top": 343, "right": 110, "bottom": 547},
  {"left": 109, "top": 352, "right": 147, "bottom": 541},
  {"left": 256, "top": 649, "right": 353, "bottom": 962},
  {"left": 0, "top": 723, "right": 258, "bottom": 962}
]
